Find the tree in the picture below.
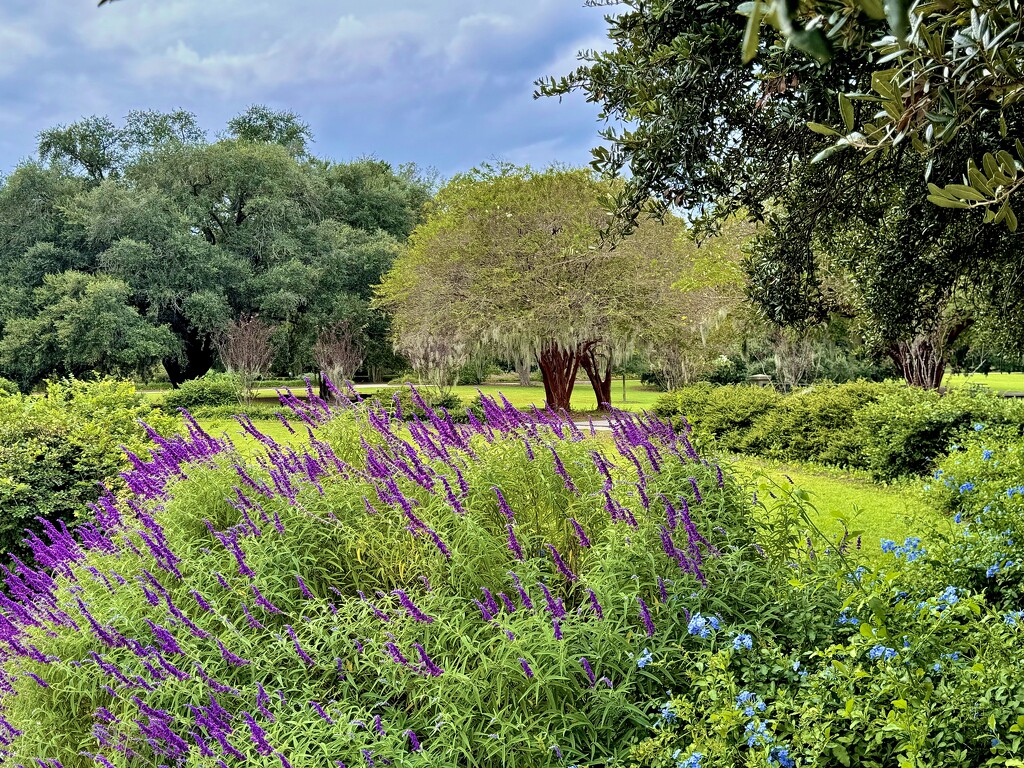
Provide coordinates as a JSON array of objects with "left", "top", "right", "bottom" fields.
[
  {"left": 377, "top": 165, "right": 689, "bottom": 411},
  {"left": 0, "top": 272, "right": 175, "bottom": 391},
  {"left": 226, "top": 105, "right": 312, "bottom": 158},
  {"left": 215, "top": 316, "right": 276, "bottom": 404},
  {"left": 538, "top": 0, "right": 1024, "bottom": 387},
  {"left": 1, "top": 109, "right": 430, "bottom": 387}
]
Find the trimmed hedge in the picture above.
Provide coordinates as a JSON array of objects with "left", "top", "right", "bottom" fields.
[
  {"left": 161, "top": 373, "right": 241, "bottom": 411},
  {"left": 655, "top": 381, "right": 1024, "bottom": 479}
]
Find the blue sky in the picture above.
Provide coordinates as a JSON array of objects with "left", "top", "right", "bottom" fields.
[{"left": 0, "top": 0, "right": 610, "bottom": 178}]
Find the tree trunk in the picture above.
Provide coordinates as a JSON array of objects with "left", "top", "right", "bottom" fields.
[
  {"left": 887, "top": 320, "right": 971, "bottom": 390},
  {"left": 163, "top": 324, "right": 216, "bottom": 387},
  {"left": 516, "top": 357, "right": 531, "bottom": 387},
  {"left": 579, "top": 345, "right": 613, "bottom": 411},
  {"left": 536, "top": 342, "right": 582, "bottom": 412}
]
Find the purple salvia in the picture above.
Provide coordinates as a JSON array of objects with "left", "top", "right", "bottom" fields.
[
  {"left": 658, "top": 577, "right": 669, "bottom": 602},
  {"left": 548, "top": 446, "right": 577, "bottom": 492},
  {"left": 637, "top": 596, "right": 656, "bottom": 637},
  {"left": 241, "top": 602, "right": 264, "bottom": 629},
  {"left": 688, "top": 477, "right": 703, "bottom": 503},
  {"left": 242, "top": 711, "right": 273, "bottom": 755},
  {"left": 190, "top": 590, "right": 213, "bottom": 613},
  {"left": 493, "top": 487, "right": 515, "bottom": 521},
  {"left": 579, "top": 657, "right": 596, "bottom": 685},
  {"left": 256, "top": 683, "right": 276, "bottom": 722},
  {"left": 587, "top": 589, "right": 604, "bottom": 620},
  {"left": 553, "top": 619, "right": 563, "bottom": 640},
  {"left": 510, "top": 572, "right": 534, "bottom": 610},
  {"left": 569, "top": 518, "right": 591, "bottom": 548},
  {"left": 546, "top": 543, "right": 577, "bottom": 581},
  {"left": 412, "top": 642, "right": 444, "bottom": 676},
  {"left": 425, "top": 527, "right": 452, "bottom": 559},
  {"left": 659, "top": 526, "right": 678, "bottom": 559},
  {"left": 276, "top": 752, "right": 293, "bottom": 768},
  {"left": 506, "top": 524, "right": 525, "bottom": 561},
  {"left": 715, "top": 464, "right": 724, "bottom": 488},
  {"left": 479, "top": 587, "right": 499, "bottom": 616},
  {"left": 285, "top": 625, "right": 315, "bottom": 666},
  {"left": 522, "top": 437, "right": 535, "bottom": 460},
  {"left": 439, "top": 476, "right": 465, "bottom": 515},
  {"left": 384, "top": 642, "right": 412, "bottom": 668},
  {"left": 373, "top": 715, "right": 386, "bottom": 736},
  {"left": 538, "top": 582, "right": 566, "bottom": 618},
  {"left": 217, "top": 640, "right": 250, "bottom": 667},
  {"left": 406, "top": 730, "right": 422, "bottom": 752},
  {"left": 498, "top": 592, "right": 516, "bottom": 612},
  {"left": 519, "top": 658, "right": 534, "bottom": 678},
  {"left": 392, "top": 590, "right": 434, "bottom": 623},
  {"left": 251, "top": 585, "right": 281, "bottom": 614},
  {"left": 309, "top": 701, "right": 334, "bottom": 724},
  {"left": 296, "top": 575, "right": 312, "bottom": 599}
]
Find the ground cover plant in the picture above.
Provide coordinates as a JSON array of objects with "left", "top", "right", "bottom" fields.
[{"left": 1, "top": 387, "right": 1022, "bottom": 766}]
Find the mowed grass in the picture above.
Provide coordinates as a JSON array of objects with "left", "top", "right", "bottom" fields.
[
  {"left": 730, "top": 456, "right": 948, "bottom": 552},
  {"left": 944, "top": 371, "right": 1024, "bottom": 392}
]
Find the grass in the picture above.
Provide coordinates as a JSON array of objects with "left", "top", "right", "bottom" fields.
[
  {"left": 944, "top": 371, "right": 1024, "bottom": 392},
  {"left": 730, "top": 455, "right": 948, "bottom": 551}
]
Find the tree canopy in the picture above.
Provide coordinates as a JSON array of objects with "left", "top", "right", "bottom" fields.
[
  {"left": 0, "top": 109, "right": 431, "bottom": 389},
  {"left": 538, "top": 0, "right": 1024, "bottom": 387}
]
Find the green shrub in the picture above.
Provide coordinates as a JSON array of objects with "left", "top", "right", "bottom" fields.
[
  {"left": 0, "top": 376, "right": 19, "bottom": 396},
  {"left": 161, "top": 372, "right": 241, "bottom": 411},
  {"left": 0, "top": 378, "right": 176, "bottom": 558},
  {"left": 744, "top": 381, "right": 884, "bottom": 468},
  {"left": 654, "top": 383, "right": 781, "bottom": 452},
  {"left": 5, "top": 393, "right": 1024, "bottom": 767},
  {"left": 856, "top": 386, "right": 1024, "bottom": 481}
]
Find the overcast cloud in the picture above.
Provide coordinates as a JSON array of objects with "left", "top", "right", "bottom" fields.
[{"left": 0, "top": 0, "right": 610, "bottom": 178}]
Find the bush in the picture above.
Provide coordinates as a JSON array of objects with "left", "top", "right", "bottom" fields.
[
  {"left": 744, "top": 381, "right": 884, "bottom": 468},
  {"left": 0, "top": 378, "right": 176, "bottom": 558},
  {"left": 656, "top": 381, "right": 1024, "bottom": 480},
  {"left": 4, "top": 392, "right": 1024, "bottom": 767},
  {"left": 0, "top": 376, "right": 19, "bottom": 396},
  {"left": 856, "top": 386, "right": 1024, "bottom": 481},
  {"left": 654, "top": 383, "right": 781, "bottom": 453},
  {"left": 162, "top": 373, "right": 241, "bottom": 411}
]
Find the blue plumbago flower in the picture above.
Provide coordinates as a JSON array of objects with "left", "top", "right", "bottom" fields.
[
  {"left": 636, "top": 648, "right": 653, "bottom": 668},
  {"left": 983, "top": 449, "right": 994, "bottom": 460},
  {"left": 769, "top": 746, "right": 796, "bottom": 767},
  {"left": 744, "top": 719, "right": 771, "bottom": 748},
  {"left": 974, "top": 422, "right": 985, "bottom": 431},
  {"left": 735, "top": 691, "right": 767, "bottom": 717},
  {"left": 954, "top": 512, "right": 963, "bottom": 523},
  {"left": 867, "top": 644, "right": 898, "bottom": 661},
  {"left": 676, "top": 751, "right": 703, "bottom": 768},
  {"left": 687, "top": 613, "right": 719, "bottom": 639},
  {"left": 837, "top": 609, "right": 860, "bottom": 626},
  {"left": 732, "top": 633, "right": 753, "bottom": 651},
  {"left": 937, "top": 586, "right": 959, "bottom": 608},
  {"left": 1004, "top": 611, "right": 1024, "bottom": 626},
  {"left": 959, "top": 482, "right": 975, "bottom": 493},
  {"left": 880, "top": 536, "right": 925, "bottom": 561},
  {"left": 659, "top": 700, "right": 677, "bottom": 723}
]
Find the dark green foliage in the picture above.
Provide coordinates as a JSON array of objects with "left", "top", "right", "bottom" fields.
[
  {"left": 654, "top": 383, "right": 781, "bottom": 453},
  {"left": 161, "top": 373, "right": 241, "bottom": 411},
  {"left": 655, "top": 382, "right": 1024, "bottom": 479},
  {"left": 0, "top": 379, "right": 175, "bottom": 558}
]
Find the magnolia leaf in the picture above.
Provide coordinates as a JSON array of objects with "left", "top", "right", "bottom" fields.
[
  {"left": 944, "top": 184, "right": 989, "bottom": 202},
  {"left": 790, "top": 28, "right": 832, "bottom": 63},
  {"left": 807, "top": 122, "right": 840, "bottom": 136},
  {"left": 839, "top": 93, "right": 855, "bottom": 131},
  {"left": 742, "top": 3, "right": 763, "bottom": 63},
  {"left": 927, "top": 195, "right": 971, "bottom": 209}
]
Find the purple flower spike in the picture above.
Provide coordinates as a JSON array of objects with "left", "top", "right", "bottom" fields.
[
  {"left": 510, "top": 572, "right": 533, "bottom": 610},
  {"left": 519, "top": 658, "right": 534, "bottom": 679},
  {"left": 392, "top": 589, "right": 434, "bottom": 623},
  {"left": 689, "top": 477, "right": 703, "bottom": 503},
  {"left": 276, "top": 752, "right": 293, "bottom": 768},
  {"left": 546, "top": 543, "right": 577, "bottom": 581},
  {"left": 506, "top": 525, "right": 525, "bottom": 561},
  {"left": 553, "top": 619, "right": 563, "bottom": 640},
  {"left": 637, "top": 596, "right": 656, "bottom": 637},
  {"left": 493, "top": 487, "right": 515, "bottom": 521},
  {"left": 296, "top": 575, "right": 312, "bottom": 599},
  {"left": 569, "top": 518, "right": 591, "bottom": 548},
  {"left": 579, "top": 657, "right": 596, "bottom": 685},
  {"left": 406, "top": 730, "right": 422, "bottom": 752},
  {"left": 310, "top": 700, "right": 334, "bottom": 724},
  {"left": 217, "top": 640, "right": 250, "bottom": 667},
  {"left": 587, "top": 589, "right": 604, "bottom": 620},
  {"left": 242, "top": 712, "right": 272, "bottom": 755},
  {"left": 412, "top": 642, "right": 444, "bottom": 676}
]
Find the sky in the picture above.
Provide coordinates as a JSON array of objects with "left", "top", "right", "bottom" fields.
[{"left": 0, "top": 0, "right": 611, "bottom": 179}]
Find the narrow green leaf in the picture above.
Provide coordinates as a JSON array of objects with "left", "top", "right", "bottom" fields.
[
  {"left": 885, "top": 0, "right": 910, "bottom": 39},
  {"left": 742, "top": 2, "right": 763, "bottom": 63},
  {"left": 807, "top": 122, "right": 839, "bottom": 136},
  {"left": 927, "top": 195, "right": 971, "bottom": 209},
  {"left": 839, "top": 93, "right": 855, "bottom": 131},
  {"left": 944, "top": 184, "right": 989, "bottom": 202}
]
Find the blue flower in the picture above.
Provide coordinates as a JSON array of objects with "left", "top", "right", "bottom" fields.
[
  {"left": 770, "top": 747, "right": 796, "bottom": 768},
  {"left": 659, "top": 700, "right": 677, "bottom": 723},
  {"left": 937, "top": 586, "right": 959, "bottom": 608},
  {"left": 732, "top": 633, "right": 753, "bottom": 651},
  {"left": 959, "top": 482, "right": 975, "bottom": 493},
  {"left": 636, "top": 648, "right": 653, "bottom": 668},
  {"left": 1005, "top": 611, "right": 1024, "bottom": 627},
  {"left": 983, "top": 449, "right": 994, "bottom": 461},
  {"left": 676, "top": 752, "right": 703, "bottom": 768},
  {"left": 954, "top": 513, "right": 962, "bottom": 524},
  {"left": 744, "top": 719, "right": 771, "bottom": 747},
  {"left": 867, "top": 644, "right": 897, "bottom": 661},
  {"left": 687, "top": 613, "right": 718, "bottom": 639},
  {"left": 974, "top": 423, "right": 984, "bottom": 432},
  {"left": 836, "top": 610, "right": 860, "bottom": 626},
  {"left": 880, "top": 536, "right": 925, "bottom": 561}
]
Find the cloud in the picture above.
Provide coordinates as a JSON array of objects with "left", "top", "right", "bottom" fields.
[{"left": 0, "top": 0, "right": 612, "bottom": 177}]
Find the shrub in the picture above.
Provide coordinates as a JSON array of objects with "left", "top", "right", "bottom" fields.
[
  {"left": 0, "top": 378, "right": 176, "bottom": 558},
  {"left": 162, "top": 373, "right": 241, "bottom": 411},
  {"left": 363, "top": 385, "right": 468, "bottom": 423},
  {"left": 744, "top": 381, "right": 884, "bottom": 468},
  {"left": 0, "top": 377, "right": 19, "bottom": 396},
  {"left": 856, "top": 386, "right": 1024, "bottom": 481},
  {"left": 654, "top": 383, "right": 781, "bottom": 452}
]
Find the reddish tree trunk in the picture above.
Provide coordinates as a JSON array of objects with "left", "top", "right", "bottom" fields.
[
  {"left": 579, "top": 345, "right": 613, "bottom": 411},
  {"left": 536, "top": 342, "right": 582, "bottom": 412}
]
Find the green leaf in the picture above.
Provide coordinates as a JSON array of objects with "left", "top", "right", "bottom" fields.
[
  {"left": 807, "top": 122, "right": 839, "bottom": 136},
  {"left": 741, "top": 1, "right": 763, "bottom": 63},
  {"left": 885, "top": 0, "right": 910, "bottom": 40},
  {"left": 857, "top": 0, "right": 886, "bottom": 19},
  {"left": 789, "top": 28, "right": 832, "bottom": 63},
  {"left": 944, "top": 184, "right": 989, "bottom": 202},
  {"left": 839, "top": 93, "right": 855, "bottom": 131},
  {"left": 811, "top": 143, "right": 848, "bottom": 164},
  {"left": 927, "top": 195, "right": 971, "bottom": 209}
]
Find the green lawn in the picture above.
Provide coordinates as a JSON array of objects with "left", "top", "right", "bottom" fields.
[
  {"left": 730, "top": 456, "right": 947, "bottom": 551},
  {"left": 944, "top": 371, "right": 1024, "bottom": 392}
]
